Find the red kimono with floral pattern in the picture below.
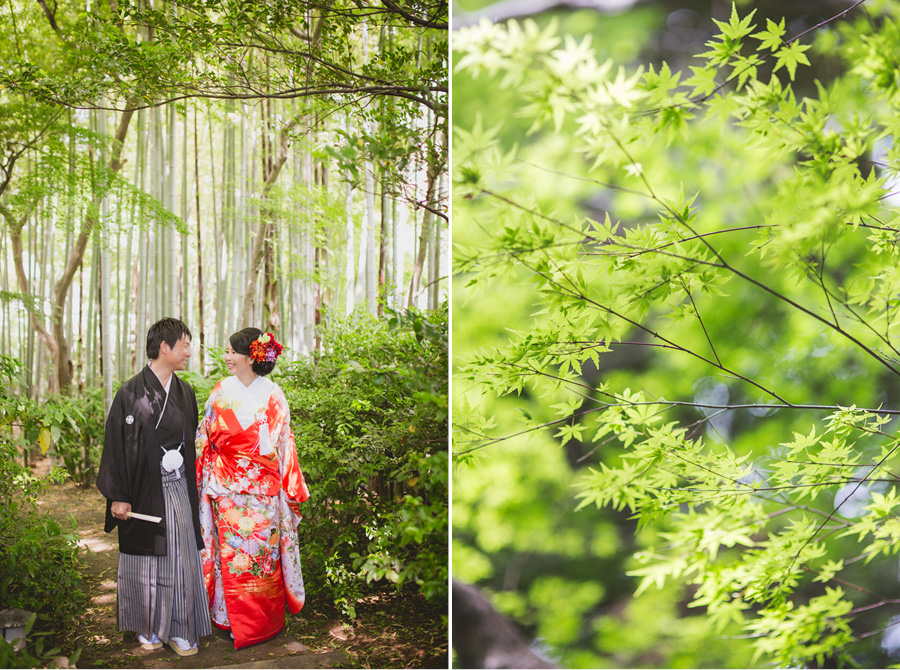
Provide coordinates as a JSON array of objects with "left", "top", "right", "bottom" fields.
[{"left": 195, "top": 376, "right": 310, "bottom": 649}]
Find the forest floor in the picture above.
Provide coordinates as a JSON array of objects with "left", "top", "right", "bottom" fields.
[{"left": 36, "top": 479, "right": 448, "bottom": 669}]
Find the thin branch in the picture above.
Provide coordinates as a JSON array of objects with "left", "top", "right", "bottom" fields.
[
  {"left": 7, "top": 80, "right": 447, "bottom": 115},
  {"left": 683, "top": 278, "right": 721, "bottom": 366},
  {"left": 452, "top": 387, "right": 900, "bottom": 456},
  {"left": 36, "top": 0, "right": 74, "bottom": 47},
  {"left": 378, "top": 0, "right": 447, "bottom": 30},
  {"left": 801, "top": 565, "right": 886, "bottom": 601},
  {"left": 785, "top": 0, "right": 869, "bottom": 45}
]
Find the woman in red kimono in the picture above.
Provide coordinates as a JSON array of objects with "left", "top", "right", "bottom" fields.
[{"left": 195, "top": 328, "right": 310, "bottom": 649}]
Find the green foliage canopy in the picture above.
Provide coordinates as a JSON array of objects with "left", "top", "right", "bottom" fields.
[
  {"left": 1, "top": 0, "right": 447, "bottom": 112},
  {"left": 0, "top": 0, "right": 447, "bottom": 226}
]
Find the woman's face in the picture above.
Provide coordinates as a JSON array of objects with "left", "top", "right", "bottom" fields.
[{"left": 224, "top": 343, "right": 254, "bottom": 377}]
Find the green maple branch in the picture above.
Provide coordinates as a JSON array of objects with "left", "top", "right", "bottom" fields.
[
  {"left": 781, "top": 436, "right": 900, "bottom": 583},
  {"left": 461, "top": 185, "right": 900, "bottom": 424},
  {"left": 795, "top": 251, "right": 900, "bottom": 359},
  {"left": 507, "top": 244, "right": 795, "bottom": 403},
  {"left": 452, "top": 366, "right": 900, "bottom": 457},
  {"left": 634, "top": 0, "right": 869, "bottom": 118},
  {"left": 602, "top": 120, "right": 900, "bottom": 379}
]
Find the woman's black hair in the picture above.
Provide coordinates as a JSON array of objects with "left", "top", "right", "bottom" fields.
[
  {"left": 230, "top": 327, "right": 277, "bottom": 376},
  {"left": 146, "top": 317, "right": 192, "bottom": 360}
]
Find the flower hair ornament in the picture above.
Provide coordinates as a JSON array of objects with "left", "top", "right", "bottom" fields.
[{"left": 249, "top": 332, "right": 284, "bottom": 363}]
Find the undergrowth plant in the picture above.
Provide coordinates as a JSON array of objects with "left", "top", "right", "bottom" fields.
[
  {"left": 0, "top": 356, "right": 86, "bottom": 650},
  {"left": 279, "top": 305, "right": 448, "bottom": 617}
]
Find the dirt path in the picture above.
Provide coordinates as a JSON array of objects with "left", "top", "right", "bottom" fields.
[{"left": 39, "top": 484, "right": 356, "bottom": 668}]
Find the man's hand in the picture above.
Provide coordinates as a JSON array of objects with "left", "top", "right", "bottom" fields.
[{"left": 111, "top": 501, "right": 132, "bottom": 520}]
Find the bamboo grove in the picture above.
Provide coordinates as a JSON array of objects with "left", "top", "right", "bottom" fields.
[{"left": 0, "top": 0, "right": 449, "bottom": 404}]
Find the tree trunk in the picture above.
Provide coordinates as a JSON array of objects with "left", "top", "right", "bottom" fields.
[
  {"left": 4, "top": 208, "right": 59, "bottom": 380},
  {"left": 263, "top": 215, "right": 279, "bottom": 332},
  {"left": 50, "top": 102, "right": 136, "bottom": 390},
  {"left": 452, "top": 581, "right": 557, "bottom": 669},
  {"left": 407, "top": 186, "right": 434, "bottom": 309},
  {"left": 76, "top": 259, "right": 84, "bottom": 389},
  {"left": 261, "top": 99, "right": 280, "bottom": 333},
  {"left": 87, "top": 227, "right": 99, "bottom": 387},
  {"left": 38, "top": 198, "right": 55, "bottom": 397},
  {"left": 134, "top": 108, "right": 148, "bottom": 372},
  {"left": 407, "top": 115, "right": 443, "bottom": 310},
  {"left": 225, "top": 104, "right": 246, "bottom": 337},
  {"left": 429, "top": 168, "right": 445, "bottom": 310},
  {"left": 165, "top": 103, "right": 178, "bottom": 317},
  {"left": 355, "top": 189, "right": 368, "bottom": 307},
  {"left": 224, "top": 100, "right": 237, "bottom": 335},
  {"left": 0, "top": 225, "right": 8, "bottom": 359},
  {"left": 181, "top": 104, "right": 189, "bottom": 327},
  {"left": 314, "top": 157, "right": 328, "bottom": 341},
  {"left": 65, "top": 118, "right": 76, "bottom": 377},
  {"left": 392, "top": 194, "right": 400, "bottom": 308},
  {"left": 298, "top": 146, "right": 315, "bottom": 353},
  {"left": 305, "top": 221, "right": 316, "bottom": 352},
  {"left": 240, "top": 117, "right": 298, "bottom": 326},
  {"left": 150, "top": 104, "right": 162, "bottom": 323},
  {"left": 120, "top": 137, "right": 137, "bottom": 379}
]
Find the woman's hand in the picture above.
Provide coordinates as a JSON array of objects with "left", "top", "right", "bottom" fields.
[{"left": 111, "top": 501, "right": 132, "bottom": 520}]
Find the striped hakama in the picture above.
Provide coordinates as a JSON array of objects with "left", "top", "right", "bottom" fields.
[{"left": 117, "top": 464, "right": 212, "bottom": 644}]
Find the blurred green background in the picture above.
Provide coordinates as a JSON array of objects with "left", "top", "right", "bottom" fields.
[{"left": 451, "top": 1, "right": 900, "bottom": 667}]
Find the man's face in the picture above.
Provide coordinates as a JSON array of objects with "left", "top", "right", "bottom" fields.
[{"left": 160, "top": 334, "right": 192, "bottom": 370}]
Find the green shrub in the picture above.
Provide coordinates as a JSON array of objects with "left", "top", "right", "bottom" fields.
[
  {"left": 278, "top": 304, "right": 448, "bottom": 617},
  {"left": 0, "top": 489, "right": 85, "bottom": 635},
  {"left": 41, "top": 388, "right": 104, "bottom": 486},
  {"left": 0, "top": 613, "right": 82, "bottom": 669},
  {"left": 182, "top": 345, "right": 226, "bottom": 401},
  {"left": 0, "top": 357, "right": 87, "bottom": 646}
]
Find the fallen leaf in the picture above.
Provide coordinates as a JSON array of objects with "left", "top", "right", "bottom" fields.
[{"left": 329, "top": 626, "right": 348, "bottom": 641}]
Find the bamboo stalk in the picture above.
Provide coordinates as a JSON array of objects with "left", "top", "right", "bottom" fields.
[
  {"left": 181, "top": 102, "right": 189, "bottom": 331},
  {"left": 134, "top": 109, "right": 148, "bottom": 371},
  {"left": 392, "top": 196, "right": 400, "bottom": 308},
  {"left": 208, "top": 106, "right": 225, "bottom": 343},
  {"left": 194, "top": 106, "right": 206, "bottom": 375},
  {"left": 166, "top": 103, "right": 177, "bottom": 318},
  {"left": 96, "top": 107, "right": 114, "bottom": 413}
]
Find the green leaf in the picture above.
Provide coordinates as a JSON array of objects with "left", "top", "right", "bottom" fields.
[
  {"left": 752, "top": 17, "right": 786, "bottom": 52},
  {"left": 773, "top": 41, "right": 811, "bottom": 81}
]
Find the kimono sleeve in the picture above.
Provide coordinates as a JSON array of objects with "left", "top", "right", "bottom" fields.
[
  {"left": 195, "top": 394, "right": 215, "bottom": 491},
  {"left": 96, "top": 390, "right": 131, "bottom": 503},
  {"left": 269, "top": 386, "right": 309, "bottom": 514}
]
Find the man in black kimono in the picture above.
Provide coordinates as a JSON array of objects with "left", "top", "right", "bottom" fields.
[{"left": 97, "top": 317, "right": 212, "bottom": 656}]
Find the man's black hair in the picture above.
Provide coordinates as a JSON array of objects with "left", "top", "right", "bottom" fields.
[{"left": 146, "top": 317, "right": 192, "bottom": 360}]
